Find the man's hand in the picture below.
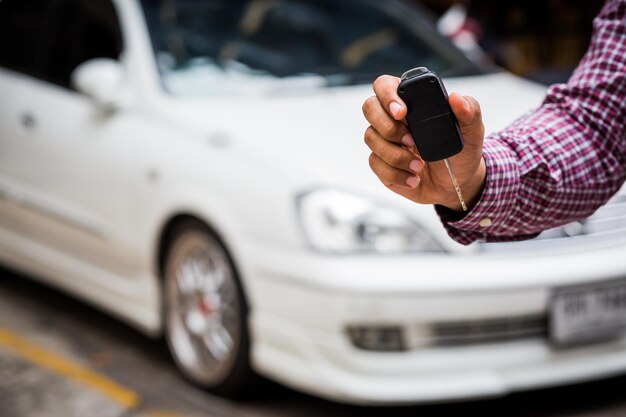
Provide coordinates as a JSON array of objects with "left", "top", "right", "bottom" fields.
[{"left": 362, "top": 75, "right": 487, "bottom": 212}]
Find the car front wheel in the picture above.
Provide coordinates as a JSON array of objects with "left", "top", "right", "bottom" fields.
[{"left": 163, "top": 219, "right": 252, "bottom": 395}]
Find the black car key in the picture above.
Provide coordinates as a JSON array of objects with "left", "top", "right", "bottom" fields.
[{"left": 397, "top": 67, "right": 467, "bottom": 211}]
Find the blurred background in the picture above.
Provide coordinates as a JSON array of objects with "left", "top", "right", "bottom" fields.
[
  {"left": 425, "top": 0, "right": 603, "bottom": 84},
  {"left": 1, "top": 1, "right": 625, "bottom": 417}
]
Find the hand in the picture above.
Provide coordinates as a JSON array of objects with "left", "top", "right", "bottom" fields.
[{"left": 362, "top": 75, "right": 487, "bottom": 212}]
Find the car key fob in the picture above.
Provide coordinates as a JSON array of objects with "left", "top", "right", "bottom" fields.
[
  {"left": 397, "top": 67, "right": 468, "bottom": 211},
  {"left": 397, "top": 67, "right": 463, "bottom": 162}
]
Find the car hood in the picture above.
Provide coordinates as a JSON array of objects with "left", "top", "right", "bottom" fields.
[{"left": 162, "top": 71, "right": 546, "bottom": 194}]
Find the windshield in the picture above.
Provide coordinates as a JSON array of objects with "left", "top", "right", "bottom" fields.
[{"left": 140, "top": 0, "right": 481, "bottom": 97}]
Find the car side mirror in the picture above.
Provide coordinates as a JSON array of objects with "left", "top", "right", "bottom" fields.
[{"left": 71, "top": 58, "right": 127, "bottom": 112}]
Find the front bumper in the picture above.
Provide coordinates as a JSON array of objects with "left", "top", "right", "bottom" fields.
[{"left": 242, "top": 241, "right": 626, "bottom": 404}]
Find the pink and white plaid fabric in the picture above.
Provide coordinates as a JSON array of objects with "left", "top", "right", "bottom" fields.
[{"left": 438, "top": 0, "right": 626, "bottom": 245}]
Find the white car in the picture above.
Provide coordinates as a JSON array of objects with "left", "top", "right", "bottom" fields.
[{"left": 1, "top": 0, "right": 626, "bottom": 405}]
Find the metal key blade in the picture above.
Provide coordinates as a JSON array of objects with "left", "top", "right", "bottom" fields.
[{"left": 443, "top": 158, "right": 467, "bottom": 212}]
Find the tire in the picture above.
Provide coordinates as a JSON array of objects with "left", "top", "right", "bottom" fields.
[{"left": 162, "top": 219, "right": 253, "bottom": 396}]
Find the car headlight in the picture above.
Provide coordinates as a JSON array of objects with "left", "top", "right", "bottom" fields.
[{"left": 297, "top": 189, "right": 445, "bottom": 254}]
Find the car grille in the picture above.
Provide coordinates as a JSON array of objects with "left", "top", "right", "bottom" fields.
[
  {"left": 479, "top": 190, "right": 626, "bottom": 254},
  {"left": 427, "top": 314, "right": 547, "bottom": 347}
]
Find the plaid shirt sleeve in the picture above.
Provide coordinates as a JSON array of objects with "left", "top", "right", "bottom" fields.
[{"left": 437, "top": 0, "right": 626, "bottom": 245}]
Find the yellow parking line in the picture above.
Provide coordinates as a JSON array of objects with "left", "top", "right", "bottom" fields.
[{"left": 0, "top": 328, "right": 141, "bottom": 409}]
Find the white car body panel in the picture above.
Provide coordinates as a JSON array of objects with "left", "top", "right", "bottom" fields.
[{"left": 1, "top": 0, "right": 626, "bottom": 405}]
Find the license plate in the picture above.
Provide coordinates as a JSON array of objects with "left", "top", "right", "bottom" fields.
[{"left": 550, "top": 279, "right": 626, "bottom": 347}]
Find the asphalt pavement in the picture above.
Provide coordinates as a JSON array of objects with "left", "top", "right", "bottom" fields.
[{"left": 2, "top": 267, "right": 626, "bottom": 417}]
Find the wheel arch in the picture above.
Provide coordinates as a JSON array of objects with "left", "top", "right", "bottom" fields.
[
  {"left": 157, "top": 213, "right": 246, "bottom": 288},
  {"left": 153, "top": 210, "right": 252, "bottom": 321}
]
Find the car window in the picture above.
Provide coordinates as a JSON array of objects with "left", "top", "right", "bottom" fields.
[
  {"left": 140, "top": 0, "right": 481, "bottom": 97},
  {"left": 42, "top": 0, "right": 124, "bottom": 89},
  {"left": 0, "top": 0, "right": 52, "bottom": 78}
]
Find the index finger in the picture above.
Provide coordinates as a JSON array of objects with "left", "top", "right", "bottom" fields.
[{"left": 373, "top": 75, "right": 407, "bottom": 121}]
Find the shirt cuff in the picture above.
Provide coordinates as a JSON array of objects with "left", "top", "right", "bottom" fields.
[{"left": 435, "top": 136, "right": 534, "bottom": 245}]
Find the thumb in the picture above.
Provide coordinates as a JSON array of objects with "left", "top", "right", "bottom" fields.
[{"left": 449, "top": 92, "right": 485, "bottom": 148}]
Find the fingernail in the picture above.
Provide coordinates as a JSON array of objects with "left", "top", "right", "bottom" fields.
[
  {"left": 401, "top": 133, "right": 414, "bottom": 147},
  {"left": 389, "top": 101, "right": 402, "bottom": 118},
  {"left": 463, "top": 97, "right": 471, "bottom": 112},
  {"left": 409, "top": 159, "right": 423, "bottom": 172},
  {"left": 406, "top": 176, "right": 418, "bottom": 188}
]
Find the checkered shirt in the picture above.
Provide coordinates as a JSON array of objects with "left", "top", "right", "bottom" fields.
[{"left": 438, "top": 0, "right": 626, "bottom": 245}]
